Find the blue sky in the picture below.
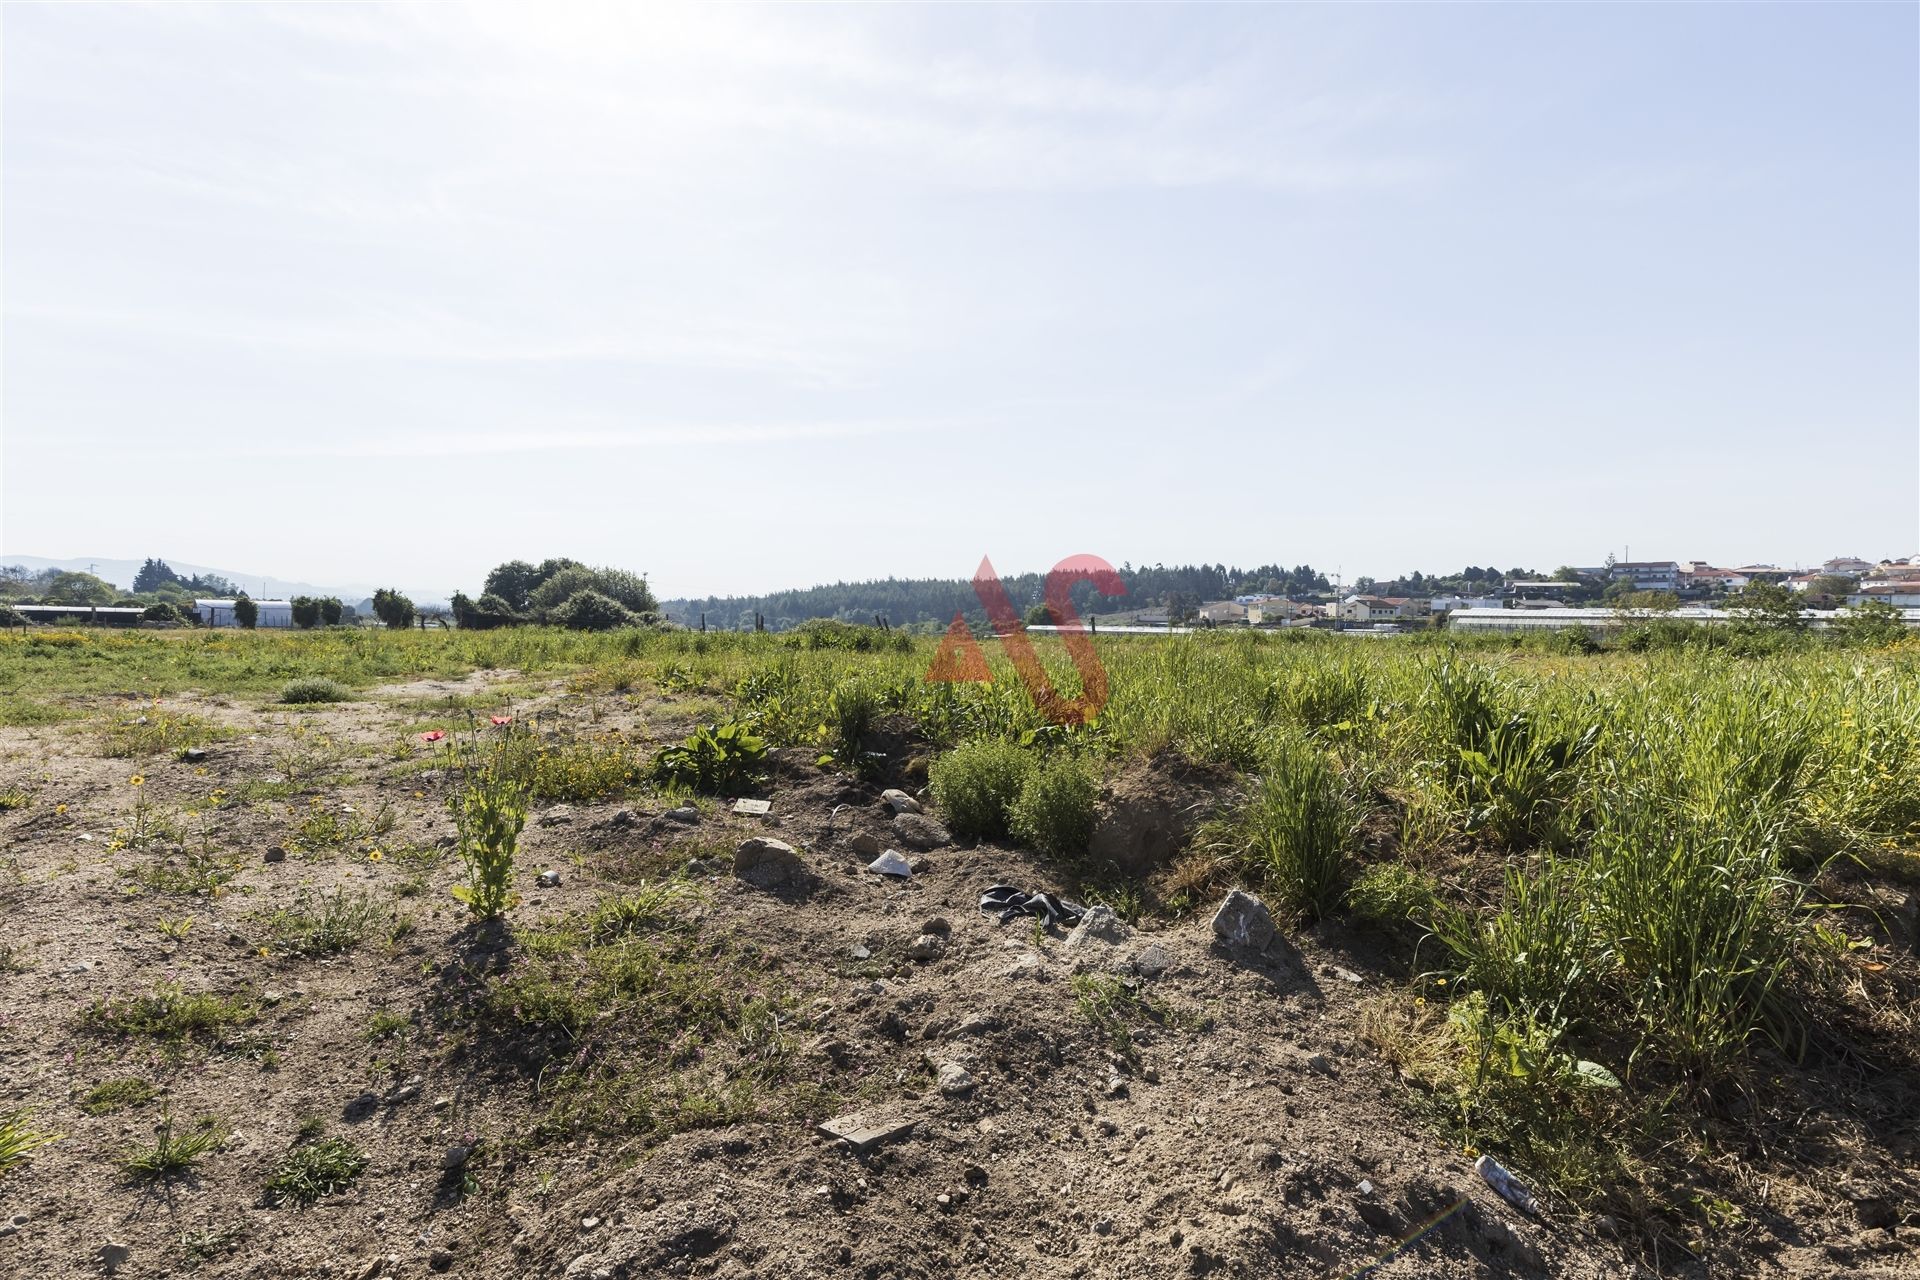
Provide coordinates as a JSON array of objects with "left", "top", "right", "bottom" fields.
[{"left": 3, "top": 2, "right": 1915, "bottom": 598}]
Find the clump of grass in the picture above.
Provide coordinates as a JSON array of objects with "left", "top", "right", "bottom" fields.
[
  {"left": 280, "top": 677, "right": 352, "bottom": 705},
  {"left": 0, "top": 787, "right": 31, "bottom": 811},
  {"left": 263, "top": 886, "right": 381, "bottom": 958},
  {"left": 1009, "top": 755, "right": 1098, "bottom": 857},
  {"left": 124, "top": 1108, "right": 226, "bottom": 1180},
  {"left": 0, "top": 1108, "right": 63, "bottom": 1176},
  {"left": 263, "top": 1136, "right": 367, "bottom": 1206},
  {"left": 126, "top": 847, "right": 241, "bottom": 897},
  {"left": 79, "top": 981, "right": 258, "bottom": 1050},
  {"left": 81, "top": 1077, "right": 160, "bottom": 1115},
  {"left": 929, "top": 739, "right": 1033, "bottom": 839},
  {"left": 1346, "top": 862, "right": 1443, "bottom": 939},
  {"left": 1227, "top": 734, "right": 1361, "bottom": 919},
  {"left": 286, "top": 798, "right": 368, "bottom": 853}
]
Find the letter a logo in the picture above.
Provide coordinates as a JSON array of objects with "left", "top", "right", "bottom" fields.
[{"left": 925, "top": 612, "right": 991, "bottom": 683}]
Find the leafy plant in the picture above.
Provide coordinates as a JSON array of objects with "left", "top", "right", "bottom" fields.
[
  {"left": 81, "top": 1077, "right": 159, "bottom": 1115},
  {"left": 263, "top": 887, "right": 380, "bottom": 957},
  {"left": 1234, "top": 734, "right": 1361, "bottom": 918},
  {"left": 449, "top": 738, "right": 529, "bottom": 918},
  {"left": 651, "top": 721, "right": 768, "bottom": 794}
]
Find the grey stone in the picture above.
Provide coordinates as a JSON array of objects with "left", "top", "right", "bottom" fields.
[
  {"left": 264, "top": 846, "right": 286, "bottom": 864},
  {"left": 922, "top": 916, "right": 951, "bottom": 936},
  {"left": 665, "top": 806, "right": 699, "bottom": 825},
  {"left": 441, "top": 1145, "right": 470, "bottom": 1171},
  {"left": 906, "top": 934, "right": 948, "bottom": 963},
  {"left": 731, "top": 798, "right": 772, "bottom": 816},
  {"left": 936, "top": 1063, "right": 978, "bottom": 1096},
  {"left": 429, "top": 1249, "right": 454, "bottom": 1272},
  {"left": 94, "top": 1241, "right": 131, "bottom": 1272},
  {"left": 892, "top": 813, "right": 951, "bottom": 850},
  {"left": 181, "top": 748, "right": 209, "bottom": 763},
  {"left": 1210, "top": 890, "right": 1275, "bottom": 952},
  {"left": 734, "top": 837, "right": 805, "bottom": 889},
  {"left": 881, "top": 789, "right": 922, "bottom": 815},
  {"left": 537, "top": 869, "right": 562, "bottom": 889},
  {"left": 1064, "top": 906, "right": 1131, "bottom": 949},
  {"left": 1133, "top": 943, "right": 1176, "bottom": 978},
  {"left": 847, "top": 831, "right": 883, "bottom": 856},
  {"left": 816, "top": 1109, "right": 918, "bottom": 1151},
  {"left": 538, "top": 805, "right": 575, "bottom": 827}
]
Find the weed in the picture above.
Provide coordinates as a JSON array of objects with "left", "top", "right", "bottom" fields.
[
  {"left": 81, "top": 1077, "right": 160, "bottom": 1115},
  {"left": 287, "top": 797, "right": 367, "bottom": 853},
  {"left": 80, "top": 981, "right": 258, "bottom": 1051},
  {"left": 0, "top": 786, "right": 30, "bottom": 811},
  {"left": 450, "top": 736, "right": 529, "bottom": 918},
  {"left": 263, "top": 887, "right": 381, "bottom": 958},
  {"left": 176, "top": 1221, "right": 250, "bottom": 1267},
  {"left": 1009, "top": 754, "right": 1098, "bottom": 857},
  {"left": 99, "top": 707, "right": 230, "bottom": 758},
  {"left": 1230, "top": 734, "right": 1361, "bottom": 919},
  {"left": 263, "top": 1136, "right": 368, "bottom": 1206}
]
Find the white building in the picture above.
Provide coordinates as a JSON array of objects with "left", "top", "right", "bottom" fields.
[{"left": 193, "top": 598, "right": 295, "bottom": 628}]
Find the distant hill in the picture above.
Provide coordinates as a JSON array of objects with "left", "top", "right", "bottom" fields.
[{"left": 3, "top": 555, "right": 454, "bottom": 610}]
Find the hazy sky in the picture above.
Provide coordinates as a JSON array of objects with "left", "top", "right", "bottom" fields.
[{"left": 4, "top": 2, "right": 1916, "bottom": 598}]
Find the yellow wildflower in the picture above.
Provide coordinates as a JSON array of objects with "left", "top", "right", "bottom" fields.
[{"left": 129, "top": 774, "right": 146, "bottom": 787}]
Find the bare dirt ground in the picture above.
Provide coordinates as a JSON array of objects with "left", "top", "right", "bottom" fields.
[{"left": 0, "top": 674, "right": 1912, "bottom": 1279}]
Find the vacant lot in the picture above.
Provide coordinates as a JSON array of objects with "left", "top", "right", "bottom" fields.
[{"left": 0, "top": 626, "right": 1914, "bottom": 1278}]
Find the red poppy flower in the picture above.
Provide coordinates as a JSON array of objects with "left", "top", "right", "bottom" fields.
[
  {"left": 490, "top": 715, "right": 512, "bottom": 726},
  {"left": 420, "top": 730, "right": 446, "bottom": 743}
]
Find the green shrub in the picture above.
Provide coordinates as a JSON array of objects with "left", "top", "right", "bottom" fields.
[
  {"left": 528, "top": 565, "right": 657, "bottom": 616},
  {"left": 141, "top": 602, "right": 184, "bottom": 624},
  {"left": 371, "top": 589, "right": 414, "bottom": 629},
  {"left": 1346, "top": 862, "right": 1442, "bottom": 936},
  {"left": 280, "top": 677, "right": 351, "bottom": 705},
  {"left": 0, "top": 607, "right": 24, "bottom": 628},
  {"left": 1010, "top": 755, "right": 1098, "bottom": 857},
  {"left": 553, "top": 589, "right": 639, "bottom": 632},
  {"left": 1238, "top": 735, "right": 1360, "bottom": 919},
  {"left": 651, "top": 721, "right": 768, "bottom": 794},
  {"left": 929, "top": 739, "right": 1034, "bottom": 839},
  {"left": 290, "top": 597, "right": 321, "bottom": 629},
  {"left": 233, "top": 596, "right": 258, "bottom": 629}
]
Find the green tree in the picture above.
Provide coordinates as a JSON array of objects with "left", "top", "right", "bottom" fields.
[
  {"left": 1729, "top": 581, "right": 1807, "bottom": 631},
  {"left": 319, "top": 597, "right": 343, "bottom": 626},
  {"left": 1833, "top": 598, "right": 1905, "bottom": 647},
  {"left": 233, "top": 595, "right": 259, "bottom": 629},
  {"left": 133, "top": 559, "right": 180, "bottom": 593},
  {"left": 289, "top": 597, "right": 321, "bottom": 629},
  {"left": 371, "top": 589, "right": 415, "bottom": 630},
  {"left": 552, "top": 589, "right": 638, "bottom": 631},
  {"left": 44, "top": 572, "right": 119, "bottom": 606}
]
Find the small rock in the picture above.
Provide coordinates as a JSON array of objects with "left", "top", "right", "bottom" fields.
[
  {"left": 906, "top": 934, "right": 948, "bottom": 963},
  {"left": 352, "top": 1257, "right": 387, "bottom": 1280},
  {"left": 1000, "top": 952, "right": 1048, "bottom": 981},
  {"left": 881, "top": 789, "right": 922, "bottom": 815},
  {"left": 734, "top": 837, "right": 806, "bottom": 889},
  {"left": 428, "top": 1249, "right": 454, "bottom": 1272},
  {"left": 264, "top": 846, "right": 286, "bottom": 864},
  {"left": 1104, "top": 1075, "right": 1129, "bottom": 1099},
  {"left": 1210, "top": 890, "right": 1275, "bottom": 952},
  {"left": 538, "top": 805, "right": 575, "bottom": 827},
  {"left": 181, "top": 748, "right": 209, "bottom": 763},
  {"left": 937, "top": 1063, "right": 978, "bottom": 1096},
  {"left": 1064, "top": 906, "right": 1131, "bottom": 949},
  {"left": 922, "top": 916, "right": 951, "bottom": 935},
  {"left": 1133, "top": 943, "right": 1175, "bottom": 978},
  {"left": 608, "top": 808, "right": 637, "bottom": 828},
  {"left": 891, "top": 813, "right": 951, "bottom": 851},
  {"left": 1093, "top": 1218, "right": 1114, "bottom": 1236},
  {"left": 867, "top": 850, "right": 912, "bottom": 878},
  {"left": 731, "top": 797, "right": 772, "bottom": 815},
  {"left": 850, "top": 945, "right": 872, "bottom": 960},
  {"left": 1305, "top": 1053, "right": 1334, "bottom": 1076},
  {"left": 580, "top": 1216, "right": 601, "bottom": 1231},
  {"left": 60, "top": 960, "right": 96, "bottom": 976},
  {"left": 94, "top": 1241, "right": 131, "bottom": 1272},
  {"left": 441, "top": 1145, "right": 469, "bottom": 1171},
  {"left": 537, "top": 869, "right": 562, "bottom": 889},
  {"left": 847, "top": 832, "right": 883, "bottom": 856},
  {"left": 387, "top": 1079, "right": 421, "bottom": 1104},
  {"left": 665, "top": 806, "right": 699, "bottom": 825},
  {"left": 432, "top": 1096, "right": 452, "bottom": 1111}
]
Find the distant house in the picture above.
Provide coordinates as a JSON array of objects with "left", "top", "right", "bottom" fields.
[
  {"left": 1430, "top": 594, "right": 1504, "bottom": 613},
  {"left": 1332, "top": 595, "right": 1427, "bottom": 624},
  {"left": 193, "top": 598, "right": 295, "bottom": 628},
  {"left": 1196, "top": 601, "right": 1247, "bottom": 625},
  {"left": 1823, "top": 557, "right": 1875, "bottom": 576},
  {"left": 1609, "top": 561, "right": 1681, "bottom": 591},
  {"left": 1849, "top": 583, "right": 1920, "bottom": 608},
  {"left": 1678, "top": 567, "right": 1749, "bottom": 595},
  {"left": 1246, "top": 599, "right": 1319, "bottom": 625}
]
